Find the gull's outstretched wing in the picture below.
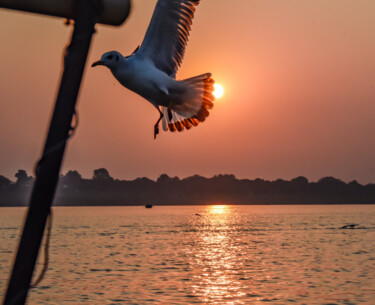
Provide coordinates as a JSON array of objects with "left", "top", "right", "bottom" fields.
[{"left": 137, "top": 0, "right": 200, "bottom": 77}]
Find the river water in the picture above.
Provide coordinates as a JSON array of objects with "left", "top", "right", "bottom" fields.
[{"left": 1, "top": 205, "right": 374, "bottom": 304}]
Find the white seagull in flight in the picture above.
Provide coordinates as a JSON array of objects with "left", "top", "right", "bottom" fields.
[{"left": 92, "top": 0, "right": 215, "bottom": 139}]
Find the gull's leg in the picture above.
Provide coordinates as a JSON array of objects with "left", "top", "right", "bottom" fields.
[
  {"left": 154, "top": 109, "right": 164, "bottom": 139},
  {"left": 167, "top": 102, "right": 173, "bottom": 121}
]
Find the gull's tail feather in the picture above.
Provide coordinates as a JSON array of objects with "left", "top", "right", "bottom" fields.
[{"left": 161, "top": 73, "right": 215, "bottom": 133}]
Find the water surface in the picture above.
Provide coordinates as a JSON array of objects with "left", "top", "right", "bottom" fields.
[{"left": 1, "top": 205, "right": 374, "bottom": 304}]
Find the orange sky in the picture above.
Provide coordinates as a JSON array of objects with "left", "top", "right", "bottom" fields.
[{"left": 0, "top": 0, "right": 375, "bottom": 183}]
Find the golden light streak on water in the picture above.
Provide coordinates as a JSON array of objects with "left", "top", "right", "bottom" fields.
[
  {"left": 208, "top": 205, "right": 229, "bottom": 214},
  {"left": 189, "top": 205, "right": 247, "bottom": 304}
]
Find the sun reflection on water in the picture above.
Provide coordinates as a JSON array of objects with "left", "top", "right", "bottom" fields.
[
  {"left": 188, "top": 205, "right": 248, "bottom": 304},
  {"left": 209, "top": 204, "right": 229, "bottom": 215}
]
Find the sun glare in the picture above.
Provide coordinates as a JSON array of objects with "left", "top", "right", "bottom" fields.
[
  {"left": 213, "top": 83, "right": 224, "bottom": 99},
  {"left": 209, "top": 205, "right": 228, "bottom": 214}
]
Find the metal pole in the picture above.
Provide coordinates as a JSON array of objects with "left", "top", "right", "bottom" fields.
[{"left": 3, "top": 1, "right": 100, "bottom": 304}]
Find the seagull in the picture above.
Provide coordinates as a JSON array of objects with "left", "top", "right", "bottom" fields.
[{"left": 92, "top": 0, "right": 215, "bottom": 139}]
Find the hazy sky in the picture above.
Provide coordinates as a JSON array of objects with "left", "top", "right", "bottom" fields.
[{"left": 0, "top": 0, "right": 375, "bottom": 183}]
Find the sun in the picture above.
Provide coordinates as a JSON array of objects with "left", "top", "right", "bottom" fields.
[{"left": 213, "top": 83, "right": 224, "bottom": 99}]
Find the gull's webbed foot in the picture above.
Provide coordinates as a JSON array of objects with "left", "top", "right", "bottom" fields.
[
  {"left": 154, "top": 124, "right": 159, "bottom": 139},
  {"left": 154, "top": 109, "right": 164, "bottom": 140}
]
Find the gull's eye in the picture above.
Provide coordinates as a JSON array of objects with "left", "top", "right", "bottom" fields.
[{"left": 108, "top": 55, "right": 113, "bottom": 60}]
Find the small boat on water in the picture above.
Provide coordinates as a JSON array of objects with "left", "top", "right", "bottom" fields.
[{"left": 145, "top": 204, "right": 153, "bottom": 208}]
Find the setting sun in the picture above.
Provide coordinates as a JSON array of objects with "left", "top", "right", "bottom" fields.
[{"left": 213, "top": 83, "right": 224, "bottom": 99}]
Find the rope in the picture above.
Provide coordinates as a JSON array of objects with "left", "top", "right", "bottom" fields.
[
  {"left": 30, "top": 210, "right": 53, "bottom": 288},
  {"left": 6, "top": 211, "right": 53, "bottom": 305}
]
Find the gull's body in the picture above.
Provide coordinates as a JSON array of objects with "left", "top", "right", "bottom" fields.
[
  {"left": 111, "top": 54, "right": 179, "bottom": 108},
  {"left": 92, "top": 0, "right": 215, "bottom": 138}
]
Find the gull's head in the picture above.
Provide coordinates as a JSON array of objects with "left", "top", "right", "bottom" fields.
[{"left": 92, "top": 51, "right": 122, "bottom": 69}]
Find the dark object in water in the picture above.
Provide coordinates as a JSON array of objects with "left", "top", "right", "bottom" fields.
[
  {"left": 145, "top": 204, "right": 153, "bottom": 209},
  {"left": 340, "top": 224, "right": 362, "bottom": 229},
  {"left": 195, "top": 213, "right": 202, "bottom": 217}
]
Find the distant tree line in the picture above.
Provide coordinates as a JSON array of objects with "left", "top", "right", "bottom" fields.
[{"left": 0, "top": 168, "right": 375, "bottom": 206}]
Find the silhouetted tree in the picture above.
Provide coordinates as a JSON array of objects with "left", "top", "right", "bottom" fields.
[
  {"left": 317, "top": 176, "right": 345, "bottom": 186},
  {"left": 289, "top": 176, "right": 309, "bottom": 194},
  {"left": 157, "top": 174, "right": 171, "bottom": 183},
  {"left": 0, "top": 175, "right": 11, "bottom": 190},
  {"left": 62, "top": 170, "right": 82, "bottom": 184},
  {"left": 59, "top": 170, "right": 83, "bottom": 191},
  {"left": 93, "top": 168, "right": 114, "bottom": 181},
  {"left": 291, "top": 176, "right": 309, "bottom": 185},
  {"left": 15, "top": 170, "right": 33, "bottom": 187}
]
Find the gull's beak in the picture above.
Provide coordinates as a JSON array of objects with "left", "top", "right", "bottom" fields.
[{"left": 91, "top": 60, "right": 103, "bottom": 67}]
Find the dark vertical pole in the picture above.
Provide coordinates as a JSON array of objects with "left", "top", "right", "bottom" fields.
[{"left": 3, "top": 1, "right": 99, "bottom": 304}]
